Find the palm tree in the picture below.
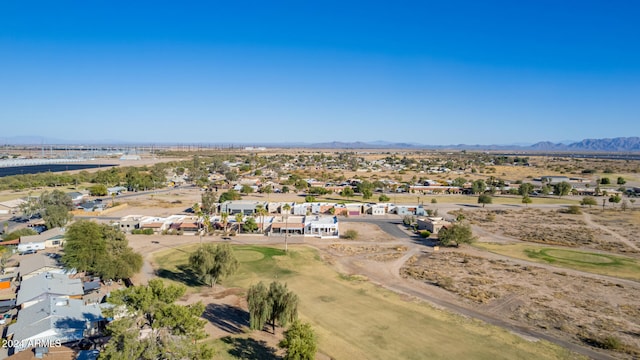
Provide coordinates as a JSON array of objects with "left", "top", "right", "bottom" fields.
[
  {"left": 235, "top": 213, "right": 244, "bottom": 234},
  {"left": 221, "top": 212, "right": 229, "bottom": 235},
  {"left": 282, "top": 203, "right": 291, "bottom": 252},
  {"left": 256, "top": 204, "right": 267, "bottom": 234}
]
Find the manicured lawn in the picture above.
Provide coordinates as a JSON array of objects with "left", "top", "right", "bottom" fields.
[
  {"left": 154, "top": 245, "right": 580, "bottom": 359},
  {"left": 475, "top": 243, "right": 640, "bottom": 281}
]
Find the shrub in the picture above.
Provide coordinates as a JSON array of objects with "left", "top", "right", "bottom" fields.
[
  {"left": 341, "top": 229, "right": 358, "bottom": 240},
  {"left": 419, "top": 230, "right": 431, "bottom": 238},
  {"left": 431, "top": 198, "right": 437, "bottom": 204},
  {"left": 378, "top": 194, "right": 390, "bottom": 202},
  {"left": 564, "top": 205, "right": 582, "bottom": 214}
]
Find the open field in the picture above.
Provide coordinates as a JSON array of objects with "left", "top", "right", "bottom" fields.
[
  {"left": 401, "top": 249, "right": 640, "bottom": 358},
  {"left": 474, "top": 243, "right": 640, "bottom": 281},
  {"left": 459, "top": 208, "right": 639, "bottom": 254},
  {"left": 153, "top": 245, "right": 578, "bottom": 360}
]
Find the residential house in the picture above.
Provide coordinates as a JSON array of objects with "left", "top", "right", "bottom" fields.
[
  {"left": 540, "top": 176, "right": 570, "bottom": 185},
  {"left": 66, "top": 192, "right": 86, "bottom": 204},
  {"left": 7, "top": 295, "right": 104, "bottom": 353},
  {"left": 304, "top": 216, "right": 339, "bottom": 238},
  {"left": 18, "top": 254, "right": 67, "bottom": 281},
  {"left": 366, "top": 204, "right": 387, "bottom": 215},
  {"left": 139, "top": 217, "right": 170, "bottom": 234},
  {"left": 20, "top": 228, "right": 66, "bottom": 249},
  {"left": 345, "top": 203, "right": 363, "bottom": 216},
  {"left": 118, "top": 215, "right": 145, "bottom": 232},
  {"left": 107, "top": 186, "right": 127, "bottom": 196},
  {"left": 220, "top": 201, "right": 263, "bottom": 215},
  {"left": 17, "top": 272, "right": 83, "bottom": 309},
  {"left": 76, "top": 201, "right": 105, "bottom": 212},
  {"left": 417, "top": 217, "right": 451, "bottom": 234},
  {"left": 0, "top": 198, "right": 27, "bottom": 215},
  {"left": 395, "top": 205, "right": 426, "bottom": 216},
  {"left": 269, "top": 216, "right": 305, "bottom": 235}
]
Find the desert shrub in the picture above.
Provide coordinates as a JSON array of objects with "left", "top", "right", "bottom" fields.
[
  {"left": 564, "top": 205, "right": 582, "bottom": 214},
  {"left": 341, "top": 229, "right": 358, "bottom": 240},
  {"left": 131, "top": 229, "right": 154, "bottom": 235},
  {"left": 419, "top": 230, "right": 431, "bottom": 238}
]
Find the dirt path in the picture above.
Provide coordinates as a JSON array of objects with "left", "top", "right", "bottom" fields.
[{"left": 582, "top": 211, "right": 640, "bottom": 251}]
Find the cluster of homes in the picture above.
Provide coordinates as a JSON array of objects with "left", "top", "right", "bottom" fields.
[
  {"left": 117, "top": 200, "right": 455, "bottom": 238},
  {"left": 1, "top": 250, "right": 108, "bottom": 358}
]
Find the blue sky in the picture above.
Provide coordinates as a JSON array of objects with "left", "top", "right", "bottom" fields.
[{"left": 1, "top": 1, "right": 639, "bottom": 145}]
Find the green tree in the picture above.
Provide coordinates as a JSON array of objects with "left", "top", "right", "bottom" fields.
[
  {"left": 189, "top": 243, "right": 239, "bottom": 288},
  {"left": 62, "top": 221, "right": 142, "bottom": 279},
  {"left": 247, "top": 281, "right": 299, "bottom": 334},
  {"left": 304, "top": 195, "right": 316, "bottom": 203},
  {"left": 101, "top": 279, "right": 212, "bottom": 360},
  {"left": 477, "top": 194, "right": 492, "bottom": 208},
  {"left": 609, "top": 195, "right": 622, "bottom": 204},
  {"left": 43, "top": 204, "right": 73, "bottom": 229},
  {"left": 279, "top": 320, "right": 317, "bottom": 360},
  {"left": 553, "top": 181, "right": 572, "bottom": 198},
  {"left": 31, "top": 190, "right": 75, "bottom": 228},
  {"left": 438, "top": 222, "right": 475, "bottom": 247},
  {"left": 600, "top": 177, "right": 611, "bottom": 185},
  {"left": 472, "top": 180, "right": 486, "bottom": 194},
  {"left": 451, "top": 177, "right": 467, "bottom": 187},
  {"left": 89, "top": 184, "right": 108, "bottom": 196},
  {"left": 617, "top": 177, "right": 626, "bottom": 185},
  {"left": 340, "top": 187, "right": 354, "bottom": 198},
  {"left": 580, "top": 196, "right": 598, "bottom": 208},
  {"left": 378, "top": 194, "right": 390, "bottom": 202},
  {"left": 242, "top": 217, "right": 259, "bottom": 233},
  {"left": 201, "top": 191, "right": 217, "bottom": 215},
  {"left": 219, "top": 189, "right": 241, "bottom": 202},
  {"left": 2, "top": 228, "right": 37, "bottom": 241},
  {"left": 241, "top": 184, "right": 254, "bottom": 195},
  {"left": 521, "top": 195, "right": 532, "bottom": 207},
  {"left": 247, "top": 281, "right": 271, "bottom": 331},
  {"left": 518, "top": 183, "right": 534, "bottom": 196}
]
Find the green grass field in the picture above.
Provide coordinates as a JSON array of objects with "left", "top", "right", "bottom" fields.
[
  {"left": 475, "top": 243, "right": 640, "bottom": 281},
  {"left": 154, "top": 245, "right": 581, "bottom": 359}
]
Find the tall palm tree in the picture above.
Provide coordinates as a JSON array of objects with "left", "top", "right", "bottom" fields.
[
  {"left": 256, "top": 204, "right": 267, "bottom": 234},
  {"left": 235, "top": 213, "right": 244, "bottom": 234},
  {"left": 221, "top": 212, "right": 229, "bottom": 235},
  {"left": 282, "top": 203, "right": 291, "bottom": 252}
]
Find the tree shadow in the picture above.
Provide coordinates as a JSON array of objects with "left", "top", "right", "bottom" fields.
[
  {"left": 222, "top": 336, "right": 280, "bottom": 360},
  {"left": 202, "top": 303, "right": 249, "bottom": 334},
  {"left": 155, "top": 264, "right": 204, "bottom": 287}
]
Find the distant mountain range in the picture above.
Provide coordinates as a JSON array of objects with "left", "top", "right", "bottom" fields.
[
  {"left": 2, "top": 136, "right": 640, "bottom": 152},
  {"left": 306, "top": 137, "right": 640, "bottom": 152}
]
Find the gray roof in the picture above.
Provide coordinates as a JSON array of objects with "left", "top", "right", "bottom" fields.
[
  {"left": 19, "top": 253, "right": 62, "bottom": 277},
  {"left": 17, "top": 272, "right": 83, "bottom": 306},
  {"left": 7, "top": 295, "right": 103, "bottom": 352},
  {"left": 20, "top": 227, "right": 65, "bottom": 244}
]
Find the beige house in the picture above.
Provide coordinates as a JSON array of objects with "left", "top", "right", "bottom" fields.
[
  {"left": 20, "top": 228, "right": 66, "bottom": 248},
  {"left": 417, "top": 217, "right": 451, "bottom": 234}
]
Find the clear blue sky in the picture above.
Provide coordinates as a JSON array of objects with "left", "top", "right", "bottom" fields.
[{"left": 1, "top": 1, "right": 639, "bottom": 145}]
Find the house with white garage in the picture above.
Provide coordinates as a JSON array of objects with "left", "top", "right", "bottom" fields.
[
  {"left": 304, "top": 216, "right": 339, "bottom": 238},
  {"left": 20, "top": 228, "right": 66, "bottom": 249}
]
